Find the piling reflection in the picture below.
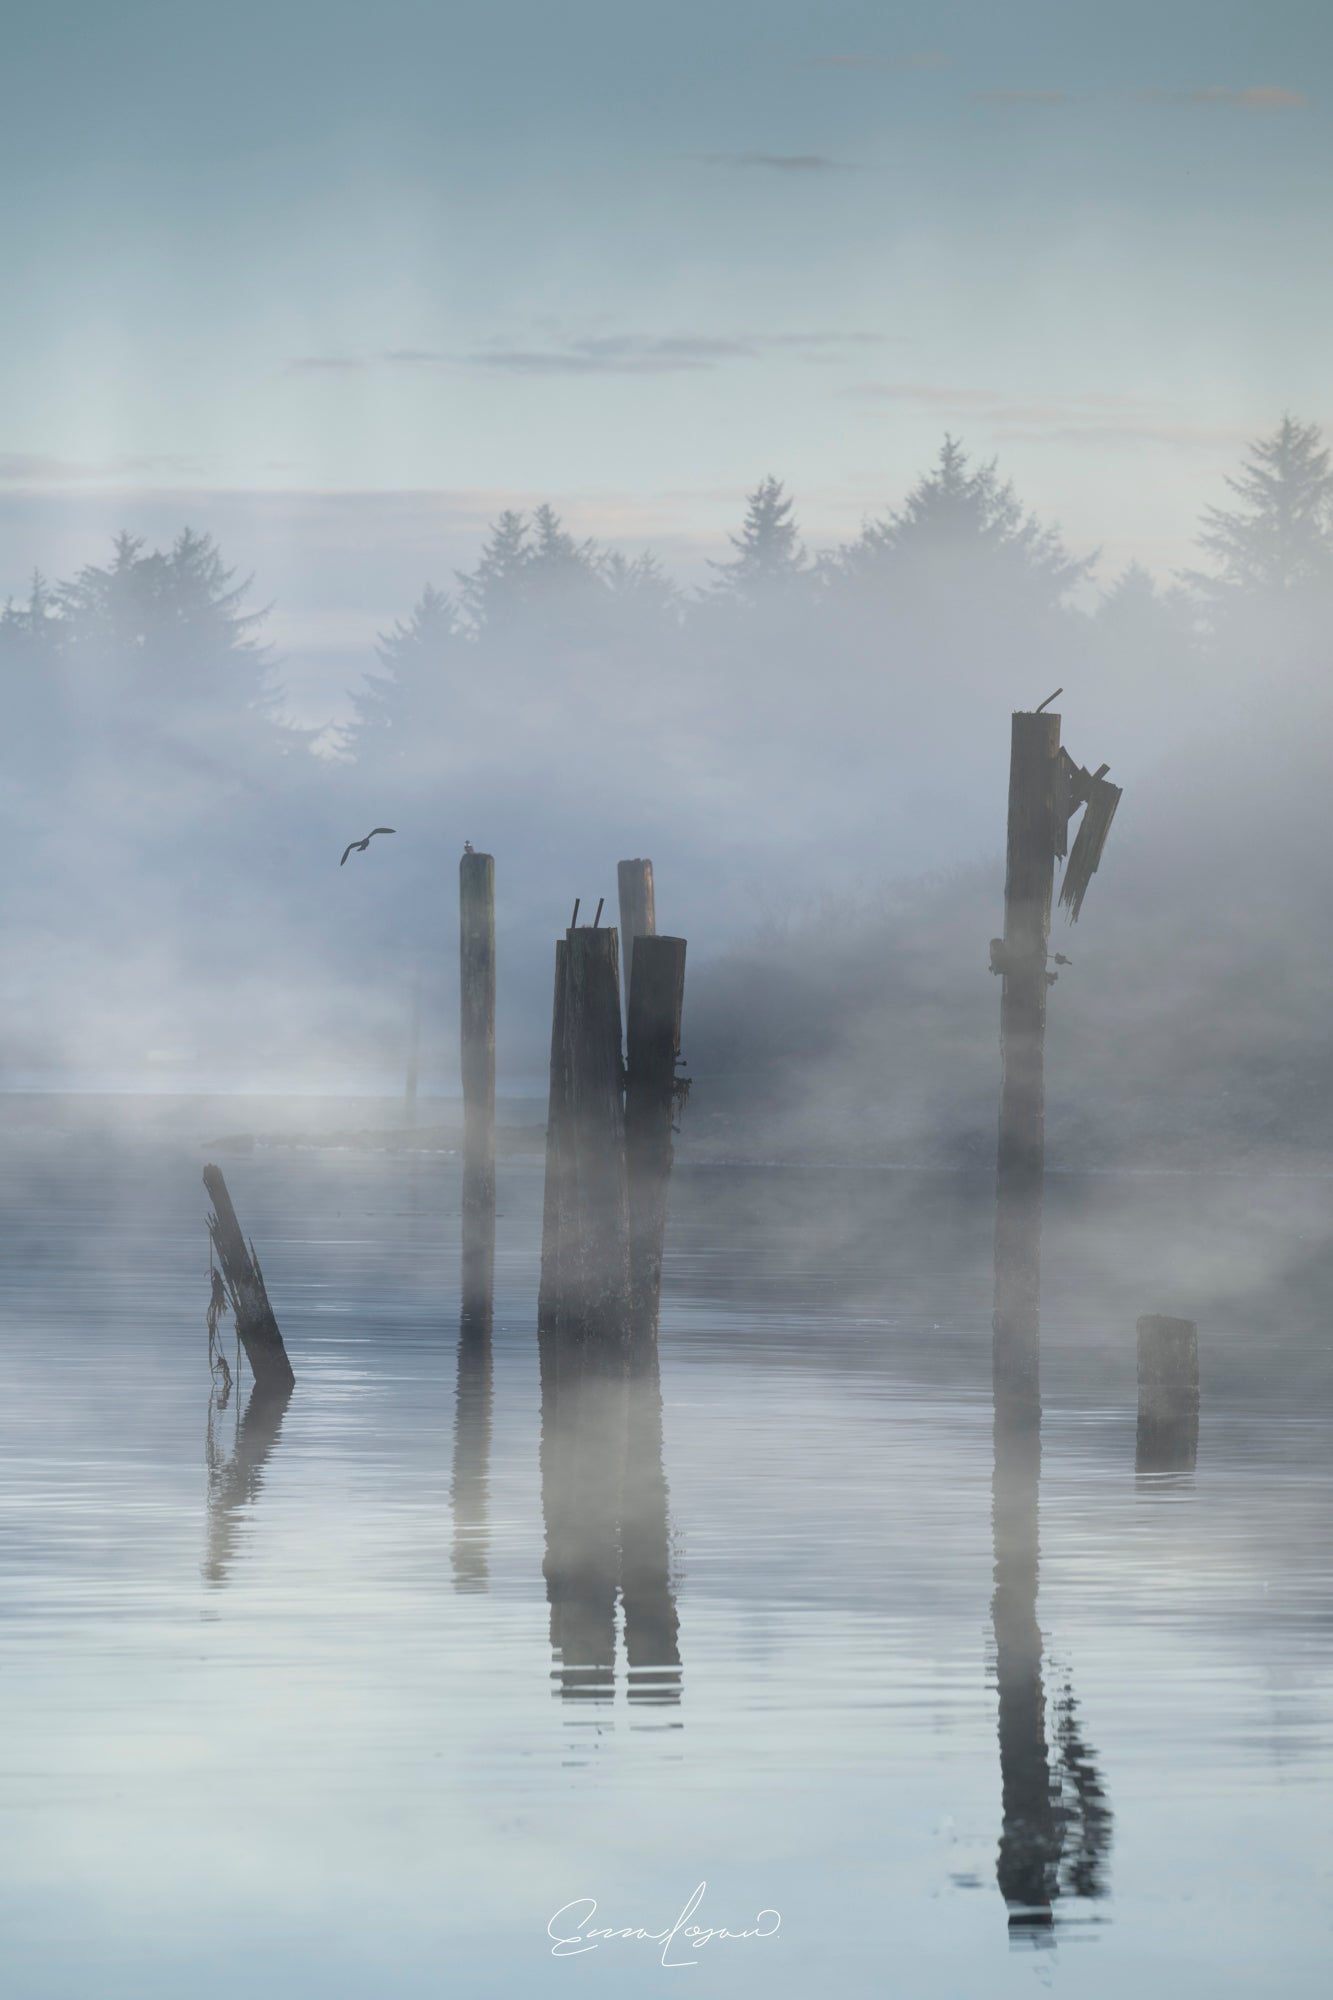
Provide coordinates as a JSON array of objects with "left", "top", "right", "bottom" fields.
[
  {"left": 451, "top": 1262, "right": 494, "bottom": 1594},
  {"left": 991, "top": 1377, "right": 1112, "bottom": 1934},
  {"left": 204, "top": 1379, "right": 292, "bottom": 1586},
  {"left": 540, "top": 1330, "right": 681, "bottom": 1709}
]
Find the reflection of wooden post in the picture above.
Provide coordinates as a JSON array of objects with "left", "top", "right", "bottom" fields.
[
  {"left": 203, "top": 1166, "right": 295, "bottom": 1394},
  {"left": 625, "top": 935, "right": 686, "bottom": 1346},
  {"left": 992, "top": 1401, "right": 1059, "bottom": 1927},
  {"left": 620, "top": 1351, "right": 682, "bottom": 1705},
  {"left": 993, "top": 711, "right": 1060, "bottom": 1408},
  {"left": 616, "top": 858, "right": 656, "bottom": 1028},
  {"left": 204, "top": 1381, "right": 292, "bottom": 1585},
  {"left": 1136, "top": 1315, "right": 1199, "bottom": 1474},
  {"left": 460, "top": 851, "right": 496, "bottom": 1313},
  {"left": 451, "top": 1292, "right": 494, "bottom": 1593}
]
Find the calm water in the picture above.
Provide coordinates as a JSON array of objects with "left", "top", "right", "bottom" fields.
[{"left": 0, "top": 1100, "right": 1330, "bottom": 1996}]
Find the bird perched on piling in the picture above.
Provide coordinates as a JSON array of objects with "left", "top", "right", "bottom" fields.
[
  {"left": 463, "top": 840, "right": 475, "bottom": 854},
  {"left": 340, "top": 827, "right": 395, "bottom": 866}
]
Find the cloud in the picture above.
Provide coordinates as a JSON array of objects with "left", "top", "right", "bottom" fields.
[
  {"left": 469, "top": 330, "right": 896, "bottom": 376},
  {"left": 706, "top": 151, "right": 859, "bottom": 173},
  {"left": 0, "top": 451, "right": 202, "bottom": 486},
  {"left": 383, "top": 348, "right": 443, "bottom": 364},
  {"left": 1140, "top": 84, "right": 1307, "bottom": 109},
  {"left": 0, "top": 453, "right": 92, "bottom": 484},
  {"left": 803, "top": 52, "right": 948, "bottom": 71},
  {"left": 287, "top": 355, "right": 365, "bottom": 372},
  {"left": 973, "top": 90, "right": 1069, "bottom": 105},
  {"left": 468, "top": 334, "right": 758, "bottom": 375}
]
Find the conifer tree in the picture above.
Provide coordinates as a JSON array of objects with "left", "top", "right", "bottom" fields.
[{"left": 1185, "top": 415, "right": 1333, "bottom": 601}]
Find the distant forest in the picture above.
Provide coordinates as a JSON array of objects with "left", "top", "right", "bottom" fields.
[{"left": 2, "top": 418, "right": 1332, "bottom": 1160}]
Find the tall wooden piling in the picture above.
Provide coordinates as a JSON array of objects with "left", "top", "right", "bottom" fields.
[
  {"left": 460, "top": 850, "right": 496, "bottom": 1311},
  {"left": 616, "top": 858, "right": 656, "bottom": 1025},
  {"left": 624, "top": 934, "right": 687, "bottom": 1345},
  {"left": 538, "top": 925, "right": 633, "bottom": 1365},
  {"left": 203, "top": 1165, "right": 295, "bottom": 1395},
  {"left": 993, "top": 709, "right": 1061, "bottom": 1408},
  {"left": 404, "top": 960, "right": 421, "bottom": 1126}
]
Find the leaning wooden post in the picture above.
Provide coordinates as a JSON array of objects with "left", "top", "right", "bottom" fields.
[
  {"left": 625, "top": 934, "right": 687, "bottom": 1346},
  {"left": 203, "top": 1165, "right": 295, "bottom": 1394},
  {"left": 1136, "top": 1315, "right": 1199, "bottom": 1474},
  {"left": 993, "top": 710, "right": 1061, "bottom": 1408},
  {"left": 616, "top": 858, "right": 656, "bottom": 1029},
  {"left": 460, "top": 850, "right": 496, "bottom": 1311}
]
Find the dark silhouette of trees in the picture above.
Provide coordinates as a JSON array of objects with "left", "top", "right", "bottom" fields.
[
  {"left": 48, "top": 528, "right": 278, "bottom": 716},
  {"left": 833, "top": 435, "right": 1094, "bottom": 614},
  {"left": 708, "top": 476, "right": 809, "bottom": 602},
  {"left": 351, "top": 583, "right": 461, "bottom": 754},
  {"left": 1185, "top": 415, "right": 1333, "bottom": 605}
]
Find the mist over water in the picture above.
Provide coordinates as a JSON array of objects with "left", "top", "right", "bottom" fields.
[
  {"left": 0, "top": 1108, "right": 1330, "bottom": 1995},
  {"left": 5, "top": 1, "right": 1333, "bottom": 1986}
]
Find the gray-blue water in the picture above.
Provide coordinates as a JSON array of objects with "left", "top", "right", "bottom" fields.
[{"left": 1, "top": 1098, "right": 1330, "bottom": 1996}]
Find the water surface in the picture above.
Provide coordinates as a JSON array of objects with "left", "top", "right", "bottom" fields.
[{"left": 0, "top": 1101, "right": 1329, "bottom": 1996}]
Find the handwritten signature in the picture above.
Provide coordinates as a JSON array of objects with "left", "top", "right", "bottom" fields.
[{"left": 548, "top": 1882, "right": 780, "bottom": 1968}]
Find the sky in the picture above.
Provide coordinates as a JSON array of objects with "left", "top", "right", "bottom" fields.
[{"left": 3, "top": 0, "right": 1331, "bottom": 713}]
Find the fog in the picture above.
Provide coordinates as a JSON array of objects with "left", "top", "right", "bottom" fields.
[{"left": 2, "top": 424, "right": 1330, "bottom": 1178}]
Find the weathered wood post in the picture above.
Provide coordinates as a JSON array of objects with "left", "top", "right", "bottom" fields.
[
  {"left": 537, "top": 936, "right": 570, "bottom": 1392},
  {"left": 556, "top": 925, "right": 633, "bottom": 1362},
  {"left": 625, "top": 935, "right": 687, "bottom": 1346},
  {"left": 460, "top": 849, "right": 496, "bottom": 1313},
  {"left": 1136, "top": 1314, "right": 1199, "bottom": 1474},
  {"left": 203, "top": 1165, "right": 295, "bottom": 1394},
  {"left": 992, "top": 704, "right": 1121, "bottom": 1408},
  {"left": 616, "top": 858, "right": 656, "bottom": 1027},
  {"left": 993, "top": 710, "right": 1061, "bottom": 1408}
]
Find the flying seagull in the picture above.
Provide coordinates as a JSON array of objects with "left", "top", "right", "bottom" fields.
[{"left": 340, "top": 827, "right": 395, "bottom": 866}]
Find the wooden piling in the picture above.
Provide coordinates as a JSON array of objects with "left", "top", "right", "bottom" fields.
[
  {"left": 404, "top": 959, "right": 421, "bottom": 1127},
  {"left": 538, "top": 936, "right": 571, "bottom": 1386},
  {"left": 538, "top": 926, "right": 633, "bottom": 1365},
  {"left": 993, "top": 709, "right": 1061, "bottom": 1408},
  {"left": 624, "top": 934, "right": 687, "bottom": 1346},
  {"left": 1136, "top": 1314, "right": 1199, "bottom": 1474},
  {"left": 616, "top": 858, "right": 656, "bottom": 1024},
  {"left": 562, "top": 926, "right": 633, "bottom": 1358},
  {"left": 203, "top": 1165, "right": 295, "bottom": 1394},
  {"left": 460, "top": 850, "right": 496, "bottom": 1313}
]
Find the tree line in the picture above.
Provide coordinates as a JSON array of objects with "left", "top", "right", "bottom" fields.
[{"left": 4, "top": 417, "right": 1330, "bottom": 773}]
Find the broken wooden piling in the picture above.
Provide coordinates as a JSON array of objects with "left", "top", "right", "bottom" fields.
[
  {"left": 624, "top": 933, "right": 687, "bottom": 1346},
  {"left": 203, "top": 1165, "right": 295, "bottom": 1394},
  {"left": 460, "top": 849, "right": 496, "bottom": 1313},
  {"left": 993, "top": 710, "right": 1061, "bottom": 1408},
  {"left": 616, "top": 857, "right": 656, "bottom": 1025},
  {"left": 537, "top": 924, "right": 633, "bottom": 1364},
  {"left": 992, "top": 706, "right": 1121, "bottom": 1409},
  {"left": 1136, "top": 1314, "right": 1199, "bottom": 1474}
]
